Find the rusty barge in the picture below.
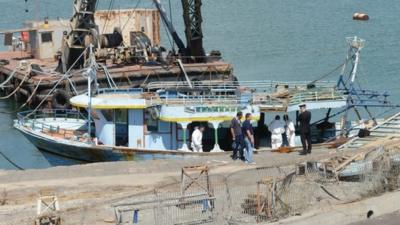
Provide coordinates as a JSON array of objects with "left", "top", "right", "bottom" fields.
[{"left": 0, "top": 0, "right": 234, "bottom": 109}]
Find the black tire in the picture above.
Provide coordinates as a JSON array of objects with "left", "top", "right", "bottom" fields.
[{"left": 51, "top": 90, "right": 71, "bottom": 110}]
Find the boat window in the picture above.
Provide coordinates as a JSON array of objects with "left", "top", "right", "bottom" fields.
[
  {"left": 41, "top": 32, "right": 52, "bottom": 43},
  {"left": 144, "top": 110, "right": 158, "bottom": 132},
  {"left": 115, "top": 109, "right": 128, "bottom": 123},
  {"left": 115, "top": 109, "right": 128, "bottom": 147},
  {"left": 146, "top": 118, "right": 158, "bottom": 132},
  {"left": 101, "top": 110, "right": 113, "bottom": 122},
  {"left": 4, "top": 33, "right": 12, "bottom": 46}
]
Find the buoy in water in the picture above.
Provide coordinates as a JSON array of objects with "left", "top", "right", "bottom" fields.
[{"left": 353, "top": 13, "right": 369, "bottom": 21}]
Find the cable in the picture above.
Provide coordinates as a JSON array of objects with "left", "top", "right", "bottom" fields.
[
  {"left": 121, "top": 0, "right": 142, "bottom": 31},
  {"left": 102, "top": 0, "right": 115, "bottom": 34},
  {"left": 0, "top": 79, "right": 42, "bottom": 114},
  {"left": 161, "top": 18, "right": 175, "bottom": 51},
  {"left": 0, "top": 73, "right": 29, "bottom": 100},
  {"left": 0, "top": 67, "right": 18, "bottom": 88},
  {"left": 25, "top": 47, "right": 89, "bottom": 119},
  {"left": 0, "top": 151, "right": 24, "bottom": 170},
  {"left": 308, "top": 60, "right": 349, "bottom": 85}
]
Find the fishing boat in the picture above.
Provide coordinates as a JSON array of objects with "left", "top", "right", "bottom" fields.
[
  {"left": 13, "top": 83, "right": 344, "bottom": 162},
  {"left": 13, "top": 37, "right": 400, "bottom": 162}
]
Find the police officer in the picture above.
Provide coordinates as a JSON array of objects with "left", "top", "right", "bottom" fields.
[{"left": 299, "top": 104, "right": 312, "bottom": 155}]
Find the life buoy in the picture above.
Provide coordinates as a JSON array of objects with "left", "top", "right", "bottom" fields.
[{"left": 52, "top": 90, "right": 71, "bottom": 109}]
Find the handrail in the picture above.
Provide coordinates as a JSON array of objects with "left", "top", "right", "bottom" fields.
[
  {"left": 96, "top": 88, "right": 143, "bottom": 95},
  {"left": 145, "top": 80, "right": 337, "bottom": 91},
  {"left": 17, "top": 109, "right": 89, "bottom": 140},
  {"left": 17, "top": 109, "right": 87, "bottom": 121},
  {"left": 289, "top": 89, "right": 346, "bottom": 105}
]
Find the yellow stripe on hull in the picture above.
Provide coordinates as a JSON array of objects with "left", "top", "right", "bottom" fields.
[{"left": 159, "top": 116, "right": 260, "bottom": 123}]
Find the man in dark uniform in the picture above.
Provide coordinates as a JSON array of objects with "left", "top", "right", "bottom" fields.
[
  {"left": 298, "top": 104, "right": 312, "bottom": 155},
  {"left": 230, "top": 111, "right": 245, "bottom": 160}
]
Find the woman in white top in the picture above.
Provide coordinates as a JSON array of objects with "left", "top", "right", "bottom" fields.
[{"left": 283, "top": 114, "right": 296, "bottom": 147}]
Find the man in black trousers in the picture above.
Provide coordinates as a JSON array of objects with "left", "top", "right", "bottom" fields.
[
  {"left": 230, "top": 111, "right": 245, "bottom": 160},
  {"left": 298, "top": 104, "right": 312, "bottom": 155}
]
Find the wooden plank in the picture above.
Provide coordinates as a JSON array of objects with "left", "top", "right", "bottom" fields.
[{"left": 334, "top": 152, "right": 365, "bottom": 173}]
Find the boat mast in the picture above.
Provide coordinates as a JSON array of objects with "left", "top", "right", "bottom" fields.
[
  {"left": 341, "top": 36, "right": 365, "bottom": 136},
  {"left": 86, "top": 44, "right": 96, "bottom": 141}
]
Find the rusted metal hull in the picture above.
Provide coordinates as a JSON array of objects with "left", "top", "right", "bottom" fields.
[{"left": 0, "top": 51, "right": 235, "bottom": 109}]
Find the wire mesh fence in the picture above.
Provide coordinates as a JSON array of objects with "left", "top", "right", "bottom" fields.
[{"left": 112, "top": 144, "right": 400, "bottom": 225}]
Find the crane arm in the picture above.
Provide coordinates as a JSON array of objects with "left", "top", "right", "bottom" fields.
[{"left": 152, "top": 0, "right": 186, "bottom": 53}]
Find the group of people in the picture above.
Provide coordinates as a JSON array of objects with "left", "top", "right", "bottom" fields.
[
  {"left": 230, "top": 104, "right": 312, "bottom": 161},
  {"left": 266, "top": 104, "right": 312, "bottom": 155},
  {"left": 268, "top": 114, "right": 295, "bottom": 149},
  {"left": 191, "top": 104, "right": 313, "bottom": 159},
  {"left": 230, "top": 112, "right": 256, "bottom": 164}
]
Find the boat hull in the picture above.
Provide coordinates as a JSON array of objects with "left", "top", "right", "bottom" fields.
[{"left": 17, "top": 125, "right": 225, "bottom": 162}]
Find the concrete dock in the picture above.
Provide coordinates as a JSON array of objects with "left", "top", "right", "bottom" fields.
[{"left": 1, "top": 141, "right": 400, "bottom": 225}]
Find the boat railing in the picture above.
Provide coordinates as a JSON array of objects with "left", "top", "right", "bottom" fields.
[
  {"left": 147, "top": 95, "right": 246, "bottom": 106},
  {"left": 289, "top": 89, "right": 346, "bottom": 105},
  {"left": 96, "top": 88, "right": 143, "bottom": 95},
  {"left": 17, "top": 109, "right": 89, "bottom": 140},
  {"left": 146, "top": 91, "right": 290, "bottom": 108},
  {"left": 147, "top": 87, "right": 344, "bottom": 107},
  {"left": 145, "top": 80, "right": 337, "bottom": 92}
]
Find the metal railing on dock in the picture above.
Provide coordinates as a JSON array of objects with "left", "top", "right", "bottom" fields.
[{"left": 111, "top": 143, "right": 400, "bottom": 225}]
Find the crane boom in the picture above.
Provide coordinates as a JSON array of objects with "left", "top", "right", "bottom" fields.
[
  {"left": 61, "top": 0, "right": 98, "bottom": 72},
  {"left": 59, "top": 0, "right": 207, "bottom": 71},
  {"left": 182, "top": 0, "right": 205, "bottom": 61},
  {"left": 152, "top": 0, "right": 186, "bottom": 54}
]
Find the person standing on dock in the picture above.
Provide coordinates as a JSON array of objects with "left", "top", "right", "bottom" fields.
[
  {"left": 242, "top": 113, "right": 256, "bottom": 164},
  {"left": 283, "top": 114, "right": 296, "bottom": 147},
  {"left": 269, "top": 115, "right": 285, "bottom": 149},
  {"left": 299, "top": 104, "right": 312, "bottom": 155},
  {"left": 231, "top": 112, "right": 245, "bottom": 160},
  {"left": 191, "top": 126, "right": 205, "bottom": 152}
]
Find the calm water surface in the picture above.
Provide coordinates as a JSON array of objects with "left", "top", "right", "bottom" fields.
[{"left": 0, "top": 0, "right": 399, "bottom": 169}]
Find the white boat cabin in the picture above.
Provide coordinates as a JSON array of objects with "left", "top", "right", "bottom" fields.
[{"left": 70, "top": 88, "right": 260, "bottom": 152}]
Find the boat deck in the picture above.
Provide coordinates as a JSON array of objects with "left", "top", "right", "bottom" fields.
[{"left": 69, "top": 82, "right": 347, "bottom": 112}]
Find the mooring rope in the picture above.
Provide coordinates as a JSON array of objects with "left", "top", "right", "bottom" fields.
[
  {"left": 25, "top": 75, "right": 70, "bottom": 118},
  {"left": 24, "top": 47, "right": 89, "bottom": 118},
  {"left": 0, "top": 67, "right": 18, "bottom": 88},
  {"left": 0, "top": 151, "right": 24, "bottom": 170},
  {"left": 0, "top": 78, "right": 43, "bottom": 114},
  {"left": 17, "top": 78, "right": 42, "bottom": 110},
  {"left": 0, "top": 72, "right": 29, "bottom": 100}
]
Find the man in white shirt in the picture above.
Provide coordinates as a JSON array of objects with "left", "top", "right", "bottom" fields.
[
  {"left": 283, "top": 114, "right": 296, "bottom": 147},
  {"left": 191, "top": 126, "right": 205, "bottom": 152},
  {"left": 269, "top": 115, "right": 285, "bottom": 149}
]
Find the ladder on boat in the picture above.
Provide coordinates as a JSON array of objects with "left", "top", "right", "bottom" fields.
[{"left": 340, "top": 112, "right": 400, "bottom": 149}]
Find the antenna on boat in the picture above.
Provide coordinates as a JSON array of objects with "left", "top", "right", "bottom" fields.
[
  {"left": 339, "top": 37, "right": 365, "bottom": 136},
  {"left": 84, "top": 44, "right": 97, "bottom": 142}
]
